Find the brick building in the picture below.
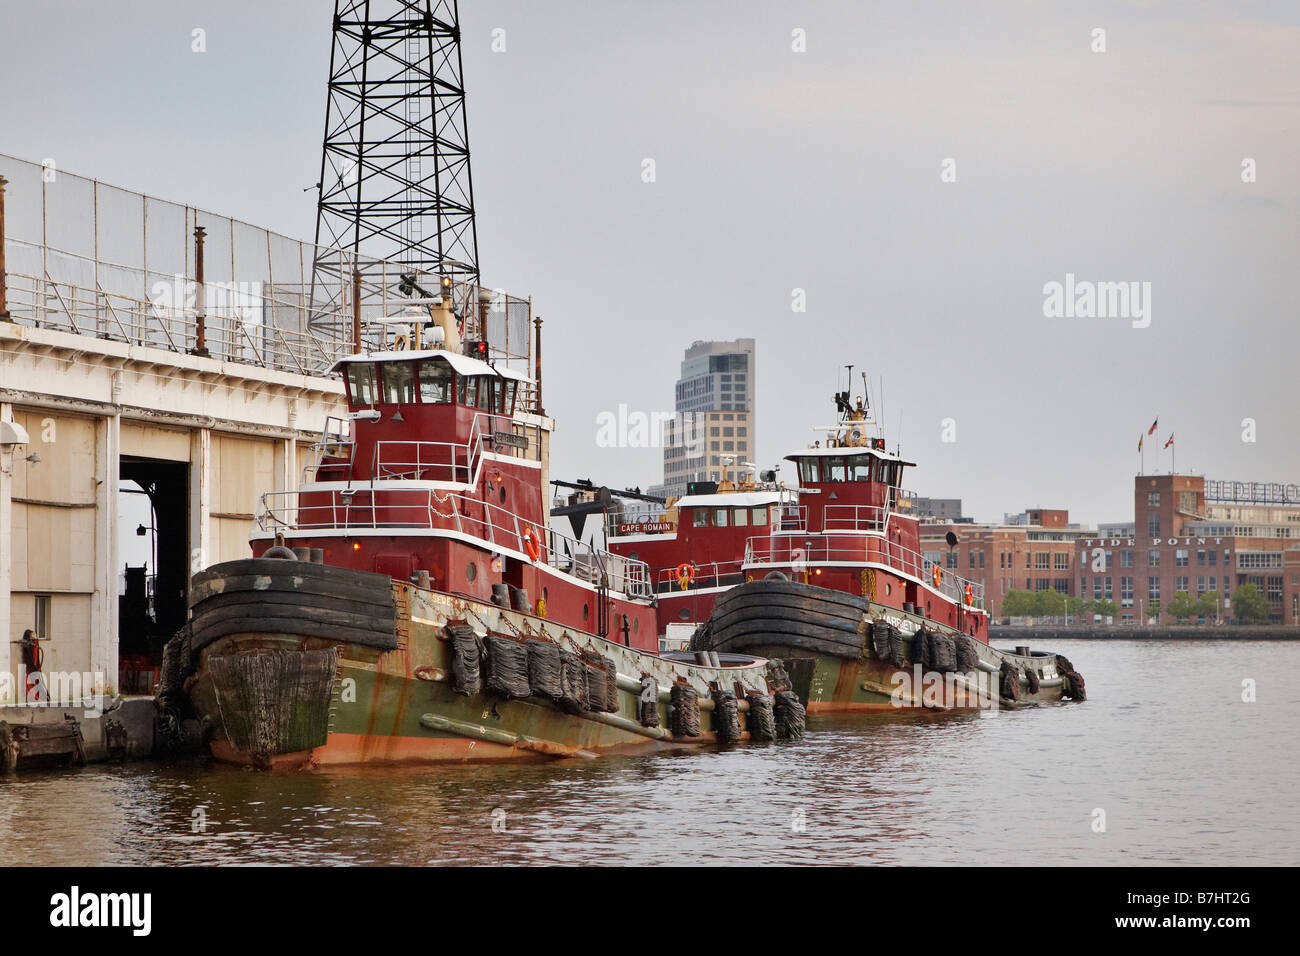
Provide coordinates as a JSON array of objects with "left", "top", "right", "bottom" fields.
[
  {"left": 1077, "top": 474, "right": 1300, "bottom": 624},
  {"left": 919, "top": 510, "right": 1089, "bottom": 619}
]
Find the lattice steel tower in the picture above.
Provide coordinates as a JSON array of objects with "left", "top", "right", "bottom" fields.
[{"left": 312, "top": 0, "right": 479, "bottom": 322}]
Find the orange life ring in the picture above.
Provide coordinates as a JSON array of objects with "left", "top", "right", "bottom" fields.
[
  {"left": 932, "top": 565, "right": 942, "bottom": 588},
  {"left": 964, "top": 583, "right": 974, "bottom": 604},
  {"left": 523, "top": 527, "right": 541, "bottom": 562},
  {"left": 676, "top": 562, "right": 696, "bottom": 590}
]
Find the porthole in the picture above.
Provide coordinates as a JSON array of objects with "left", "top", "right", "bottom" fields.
[
  {"left": 633, "top": 617, "right": 640, "bottom": 633},
  {"left": 466, "top": 561, "right": 477, "bottom": 582},
  {"left": 885, "top": 582, "right": 892, "bottom": 596},
  {"left": 499, "top": 487, "right": 507, "bottom": 504},
  {"left": 583, "top": 604, "right": 589, "bottom": 621},
  {"left": 679, "top": 608, "right": 691, "bottom": 621}
]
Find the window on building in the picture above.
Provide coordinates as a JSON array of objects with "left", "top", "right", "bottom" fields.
[
  {"left": 1149, "top": 577, "right": 1160, "bottom": 601},
  {"left": 1147, "top": 513, "right": 1160, "bottom": 537},
  {"left": 1054, "top": 553, "right": 1069, "bottom": 570},
  {"left": 979, "top": 552, "right": 985, "bottom": 569},
  {"left": 1121, "top": 550, "right": 1133, "bottom": 568},
  {"left": 35, "top": 594, "right": 50, "bottom": 640},
  {"left": 1148, "top": 491, "right": 1160, "bottom": 507},
  {"left": 1175, "top": 576, "right": 1188, "bottom": 592},
  {"left": 1121, "top": 577, "right": 1134, "bottom": 604},
  {"left": 713, "top": 508, "right": 729, "bottom": 527},
  {"left": 1149, "top": 549, "right": 1160, "bottom": 567},
  {"left": 1176, "top": 549, "right": 1189, "bottom": 567}
]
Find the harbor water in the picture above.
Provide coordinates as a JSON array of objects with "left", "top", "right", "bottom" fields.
[{"left": 1, "top": 639, "right": 1295, "bottom": 866}]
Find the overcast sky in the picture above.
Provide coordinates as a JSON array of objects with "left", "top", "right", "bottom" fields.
[{"left": 2, "top": 0, "right": 1297, "bottom": 526}]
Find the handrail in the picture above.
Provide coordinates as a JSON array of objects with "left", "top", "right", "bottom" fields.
[
  {"left": 370, "top": 413, "right": 542, "bottom": 487},
  {"left": 743, "top": 532, "right": 987, "bottom": 609},
  {"left": 655, "top": 559, "right": 746, "bottom": 592},
  {"left": 255, "top": 485, "right": 652, "bottom": 600},
  {"left": 822, "top": 503, "right": 889, "bottom": 532}
]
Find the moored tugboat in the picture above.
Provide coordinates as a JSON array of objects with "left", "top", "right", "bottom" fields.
[
  {"left": 634, "top": 379, "right": 1087, "bottom": 713},
  {"left": 155, "top": 298, "right": 801, "bottom": 768}
]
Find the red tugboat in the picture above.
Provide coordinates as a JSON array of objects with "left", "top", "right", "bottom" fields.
[
  {"left": 157, "top": 300, "right": 799, "bottom": 768},
  {"left": 611, "top": 380, "right": 1086, "bottom": 713},
  {"left": 604, "top": 469, "right": 794, "bottom": 650}
]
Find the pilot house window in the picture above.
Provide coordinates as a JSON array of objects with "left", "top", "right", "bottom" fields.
[
  {"left": 418, "top": 362, "right": 455, "bottom": 403},
  {"left": 380, "top": 362, "right": 415, "bottom": 403},
  {"left": 345, "top": 363, "right": 378, "bottom": 405}
]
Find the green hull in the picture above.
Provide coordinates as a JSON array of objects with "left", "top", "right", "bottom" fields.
[
  {"left": 163, "top": 559, "right": 793, "bottom": 768},
  {"left": 696, "top": 579, "right": 1085, "bottom": 714}
]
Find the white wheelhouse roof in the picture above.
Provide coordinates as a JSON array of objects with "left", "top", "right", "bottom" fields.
[
  {"left": 785, "top": 446, "right": 915, "bottom": 467},
  {"left": 331, "top": 349, "right": 532, "bottom": 382},
  {"left": 673, "top": 491, "right": 786, "bottom": 509}
]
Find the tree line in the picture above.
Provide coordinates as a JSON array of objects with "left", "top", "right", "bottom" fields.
[{"left": 999, "top": 582, "right": 1274, "bottom": 625}]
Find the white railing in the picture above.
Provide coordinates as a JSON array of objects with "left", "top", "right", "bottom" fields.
[
  {"left": 655, "top": 559, "right": 746, "bottom": 594},
  {"left": 255, "top": 485, "right": 651, "bottom": 600},
  {"left": 822, "top": 503, "right": 889, "bottom": 532},
  {"left": 743, "top": 532, "right": 986, "bottom": 609},
  {"left": 777, "top": 503, "right": 808, "bottom": 531},
  {"left": 299, "top": 413, "right": 543, "bottom": 487}
]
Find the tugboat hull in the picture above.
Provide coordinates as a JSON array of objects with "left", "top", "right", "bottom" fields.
[
  {"left": 159, "top": 559, "right": 793, "bottom": 768},
  {"left": 692, "top": 579, "right": 1085, "bottom": 713}
]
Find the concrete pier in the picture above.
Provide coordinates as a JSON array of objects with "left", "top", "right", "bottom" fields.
[{"left": 0, "top": 696, "right": 157, "bottom": 766}]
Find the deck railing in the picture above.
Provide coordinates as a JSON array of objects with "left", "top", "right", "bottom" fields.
[
  {"left": 744, "top": 532, "right": 986, "bottom": 609},
  {"left": 655, "top": 559, "right": 746, "bottom": 594},
  {"left": 255, "top": 486, "right": 651, "bottom": 600}
]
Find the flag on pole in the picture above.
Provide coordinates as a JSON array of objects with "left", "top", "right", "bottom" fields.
[
  {"left": 1138, "top": 434, "right": 1144, "bottom": 452},
  {"left": 1164, "top": 434, "right": 1174, "bottom": 449},
  {"left": 1148, "top": 418, "right": 1159, "bottom": 435}
]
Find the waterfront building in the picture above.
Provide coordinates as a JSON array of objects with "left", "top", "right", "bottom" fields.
[{"left": 1079, "top": 475, "right": 1300, "bottom": 624}]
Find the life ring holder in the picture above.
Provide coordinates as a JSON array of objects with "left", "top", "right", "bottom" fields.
[
  {"left": 932, "top": 564, "right": 942, "bottom": 588},
  {"left": 676, "top": 562, "right": 696, "bottom": 590}
]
